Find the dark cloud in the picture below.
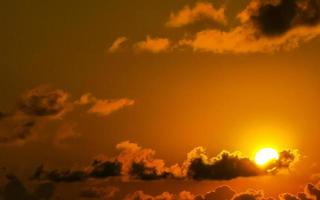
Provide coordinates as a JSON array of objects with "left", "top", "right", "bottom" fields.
[
  {"left": 186, "top": 151, "right": 264, "bottom": 180},
  {"left": 90, "top": 159, "right": 122, "bottom": 178},
  {"left": 18, "top": 86, "right": 69, "bottom": 118},
  {"left": 195, "top": 185, "right": 235, "bottom": 200},
  {"left": 0, "top": 119, "right": 36, "bottom": 145},
  {"left": 0, "top": 86, "right": 135, "bottom": 145},
  {"left": 31, "top": 165, "right": 88, "bottom": 183},
  {"left": 279, "top": 193, "right": 300, "bottom": 200},
  {"left": 0, "top": 174, "right": 55, "bottom": 200},
  {"left": 31, "top": 158, "right": 122, "bottom": 182},
  {"left": 232, "top": 190, "right": 264, "bottom": 200},
  {"left": 0, "top": 86, "right": 70, "bottom": 145},
  {"left": 31, "top": 142, "right": 299, "bottom": 183},
  {"left": 244, "top": 0, "right": 320, "bottom": 36},
  {"left": 129, "top": 162, "right": 174, "bottom": 180},
  {"left": 306, "top": 183, "right": 320, "bottom": 199}
]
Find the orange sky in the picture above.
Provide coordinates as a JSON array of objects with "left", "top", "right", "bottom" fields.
[{"left": 1, "top": 0, "right": 320, "bottom": 199}]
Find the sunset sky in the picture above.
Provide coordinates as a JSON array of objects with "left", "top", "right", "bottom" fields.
[{"left": 1, "top": 0, "right": 320, "bottom": 199}]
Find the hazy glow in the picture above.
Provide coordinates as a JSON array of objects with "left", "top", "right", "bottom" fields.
[{"left": 255, "top": 148, "right": 279, "bottom": 166}]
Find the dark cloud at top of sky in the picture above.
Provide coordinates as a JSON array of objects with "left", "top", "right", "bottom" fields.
[
  {"left": 31, "top": 141, "right": 299, "bottom": 183},
  {"left": 244, "top": 0, "right": 320, "bottom": 36}
]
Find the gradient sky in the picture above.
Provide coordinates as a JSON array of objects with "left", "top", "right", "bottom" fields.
[{"left": 1, "top": 0, "right": 320, "bottom": 199}]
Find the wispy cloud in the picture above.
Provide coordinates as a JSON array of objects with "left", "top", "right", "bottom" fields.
[
  {"left": 166, "top": 2, "right": 227, "bottom": 28},
  {"left": 134, "top": 36, "right": 171, "bottom": 53},
  {"left": 108, "top": 37, "right": 128, "bottom": 53}
]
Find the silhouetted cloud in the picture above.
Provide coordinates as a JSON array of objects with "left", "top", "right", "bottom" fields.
[
  {"left": 31, "top": 141, "right": 299, "bottom": 183},
  {"left": 18, "top": 86, "right": 69, "bottom": 118},
  {"left": 0, "top": 86, "right": 135, "bottom": 145},
  {"left": 0, "top": 174, "right": 55, "bottom": 200},
  {"left": 240, "top": 0, "right": 320, "bottom": 36},
  {"left": 186, "top": 150, "right": 264, "bottom": 180},
  {"left": 166, "top": 2, "right": 227, "bottom": 28},
  {"left": 31, "top": 165, "right": 88, "bottom": 183},
  {"left": 0, "top": 118, "right": 36, "bottom": 145},
  {"left": 195, "top": 185, "right": 235, "bottom": 200},
  {"left": 89, "top": 158, "right": 122, "bottom": 178},
  {"left": 0, "top": 86, "right": 70, "bottom": 145},
  {"left": 232, "top": 190, "right": 264, "bottom": 200}
]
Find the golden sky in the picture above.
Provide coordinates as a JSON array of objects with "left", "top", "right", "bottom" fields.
[{"left": 1, "top": 0, "right": 320, "bottom": 199}]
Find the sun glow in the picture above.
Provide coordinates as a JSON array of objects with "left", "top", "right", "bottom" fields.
[{"left": 255, "top": 148, "right": 279, "bottom": 166}]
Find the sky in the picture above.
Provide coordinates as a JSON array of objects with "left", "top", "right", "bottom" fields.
[{"left": 1, "top": 0, "right": 320, "bottom": 199}]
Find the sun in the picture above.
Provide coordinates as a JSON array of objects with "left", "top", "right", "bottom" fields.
[{"left": 255, "top": 148, "right": 279, "bottom": 166}]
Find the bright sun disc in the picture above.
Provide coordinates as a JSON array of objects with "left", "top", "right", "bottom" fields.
[{"left": 255, "top": 148, "right": 279, "bottom": 166}]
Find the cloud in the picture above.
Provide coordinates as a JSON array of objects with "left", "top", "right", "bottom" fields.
[
  {"left": 80, "top": 185, "right": 119, "bottom": 199},
  {"left": 108, "top": 37, "right": 128, "bottom": 53},
  {"left": 0, "top": 86, "right": 71, "bottom": 145},
  {"left": 179, "top": 0, "right": 320, "bottom": 53},
  {"left": 0, "top": 116, "right": 37, "bottom": 145},
  {"left": 32, "top": 141, "right": 299, "bottom": 183},
  {"left": 124, "top": 191, "right": 174, "bottom": 200},
  {"left": 53, "top": 122, "right": 80, "bottom": 147},
  {"left": 0, "top": 174, "right": 55, "bottom": 200},
  {"left": 166, "top": 2, "right": 227, "bottom": 28},
  {"left": 89, "top": 158, "right": 122, "bottom": 178},
  {"left": 77, "top": 93, "right": 135, "bottom": 116},
  {"left": 196, "top": 185, "right": 235, "bottom": 200},
  {"left": 232, "top": 190, "right": 264, "bottom": 200},
  {"left": 185, "top": 148, "right": 264, "bottom": 180},
  {"left": 0, "top": 87, "right": 135, "bottom": 145},
  {"left": 18, "top": 86, "right": 69, "bottom": 118},
  {"left": 279, "top": 193, "right": 300, "bottom": 200},
  {"left": 32, "top": 165, "right": 88, "bottom": 183},
  {"left": 135, "top": 36, "right": 171, "bottom": 53},
  {"left": 121, "top": 182, "right": 320, "bottom": 200},
  {"left": 239, "top": 0, "right": 320, "bottom": 36}
]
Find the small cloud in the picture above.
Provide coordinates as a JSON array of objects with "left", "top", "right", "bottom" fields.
[
  {"left": 88, "top": 98, "right": 134, "bottom": 116},
  {"left": 108, "top": 36, "right": 128, "bottom": 53},
  {"left": 124, "top": 191, "right": 174, "bottom": 200},
  {"left": 80, "top": 186, "right": 119, "bottom": 199},
  {"left": 166, "top": 2, "right": 227, "bottom": 28},
  {"left": 53, "top": 122, "right": 80, "bottom": 148},
  {"left": 135, "top": 36, "right": 171, "bottom": 53},
  {"left": 77, "top": 93, "right": 135, "bottom": 117},
  {"left": 18, "top": 86, "right": 70, "bottom": 119},
  {"left": 232, "top": 190, "right": 264, "bottom": 200}
]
